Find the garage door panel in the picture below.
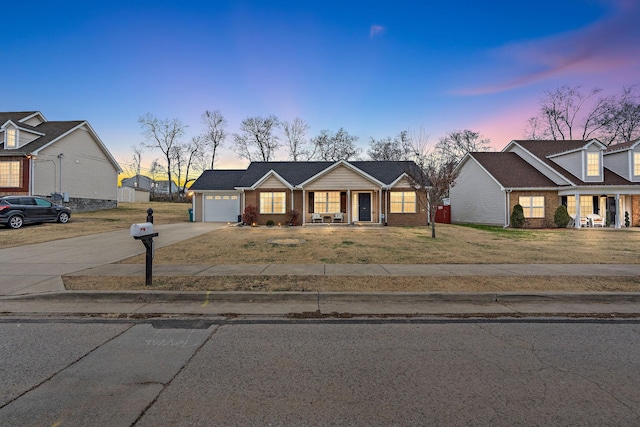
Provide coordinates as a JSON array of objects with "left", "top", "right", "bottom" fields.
[{"left": 204, "top": 193, "right": 240, "bottom": 222}]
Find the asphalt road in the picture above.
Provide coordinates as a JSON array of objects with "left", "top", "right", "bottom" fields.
[{"left": 2, "top": 316, "right": 640, "bottom": 426}]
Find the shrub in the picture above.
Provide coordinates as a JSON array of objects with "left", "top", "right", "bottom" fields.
[
  {"left": 266, "top": 219, "right": 275, "bottom": 227},
  {"left": 625, "top": 211, "right": 630, "bottom": 227},
  {"left": 510, "top": 204, "right": 525, "bottom": 228},
  {"left": 286, "top": 209, "right": 300, "bottom": 226},
  {"left": 553, "top": 205, "right": 571, "bottom": 228},
  {"left": 242, "top": 205, "right": 259, "bottom": 225}
]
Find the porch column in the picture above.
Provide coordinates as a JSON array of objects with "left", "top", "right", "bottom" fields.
[
  {"left": 379, "top": 186, "right": 383, "bottom": 224},
  {"left": 615, "top": 194, "right": 621, "bottom": 228},
  {"left": 575, "top": 194, "right": 581, "bottom": 228},
  {"left": 347, "top": 189, "right": 351, "bottom": 223},
  {"left": 302, "top": 189, "right": 306, "bottom": 225}
]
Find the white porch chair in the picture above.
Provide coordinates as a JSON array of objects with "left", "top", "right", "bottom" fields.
[
  {"left": 333, "top": 212, "right": 343, "bottom": 223},
  {"left": 587, "top": 213, "right": 604, "bottom": 227},
  {"left": 579, "top": 216, "right": 589, "bottom": 227},
  {"left": 312, "top": 213, "right": 322, "bottom": 223}
]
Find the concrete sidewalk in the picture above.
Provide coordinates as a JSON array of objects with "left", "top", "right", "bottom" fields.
[{"left": 2, "top": 223, "right": 640, "bottom": 317}]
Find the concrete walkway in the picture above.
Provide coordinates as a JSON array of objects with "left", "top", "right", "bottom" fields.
[{"left": 1, "top": 223, "right": 640, "bottom": 317}]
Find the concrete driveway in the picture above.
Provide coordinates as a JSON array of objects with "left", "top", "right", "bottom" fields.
[{"left": 0, "top": 222, "right": 226, "bottom": 296}]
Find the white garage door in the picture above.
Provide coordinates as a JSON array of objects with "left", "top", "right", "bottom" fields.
[{"left": 203, "top": 193, "right": 240, "bottom": 222}]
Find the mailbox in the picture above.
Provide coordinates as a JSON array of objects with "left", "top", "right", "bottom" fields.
[{"left": 130, "top": 222, "right": 154, "bottom": 237}]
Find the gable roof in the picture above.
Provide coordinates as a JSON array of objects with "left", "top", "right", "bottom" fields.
[
  {"left": 605, "top": 138, "right": 640, "bottom": 153},
  {"left": 469, "top": 152, "right": 558, "bottom": 188},
  {"left": 0, "top": 111, "right": 121, "bottom": 172},
  {"left": 508, "top": 140, "right": 635, "bottom": 186},
  {"left": 192, "top": 161, "right": 423, "bottom": 191}
]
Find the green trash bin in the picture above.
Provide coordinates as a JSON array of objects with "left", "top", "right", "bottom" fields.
[{"left": 188, "top": 208, "right": 194, "bottom": 222}]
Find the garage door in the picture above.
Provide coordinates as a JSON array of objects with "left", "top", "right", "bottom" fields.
[{"left": 203, "top": 193, "right": 240, "bottom": 222}]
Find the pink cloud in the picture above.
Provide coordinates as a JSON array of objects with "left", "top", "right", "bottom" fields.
[
  {"left": 457, "top": 0, "right": 640, "bottom": 95},
  {"left": 369, "top": 25, "right": 385, "bottom": 38}
]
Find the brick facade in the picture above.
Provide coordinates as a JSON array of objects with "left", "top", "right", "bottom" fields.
[
  {"left": 509, "top": 190, "right": 561, "bottom": 228},
  {"left": 384, "top": 191, "right": 428, "bottom": 226}
]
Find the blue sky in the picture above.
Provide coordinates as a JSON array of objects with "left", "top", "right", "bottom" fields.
[{"left": 3, "top": 0, "right": 639, "bottom": 173}]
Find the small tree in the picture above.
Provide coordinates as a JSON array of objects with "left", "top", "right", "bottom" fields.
[
  {"left": 553, "top": 205, "right": 571, "bottom": 228},
  {"left": 511, "top": 204, "right": 525, "bottom": 228},
  {"left": 242, "top": 205, "right": 259, "bottom": 225},
  {"left": 286, "top": 209, "right": 300, "bottom": 226}
]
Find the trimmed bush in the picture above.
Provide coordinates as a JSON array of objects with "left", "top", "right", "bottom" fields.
[
  {"left": 554, "top": 205, "right": 571, "bottom": 228},
  {"left": 266, "top": 220, "right": 275, "bottom": 227},
  {"left": 510, "top": 204, "right": 525, "bottom": 228}
]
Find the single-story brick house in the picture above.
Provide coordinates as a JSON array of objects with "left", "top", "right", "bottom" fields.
[
  {"left": 450, "top": 138, "right": 640, "bottom": 228},
  {"left": 189, "top": 160, "right": 428, "bottom": 225}
]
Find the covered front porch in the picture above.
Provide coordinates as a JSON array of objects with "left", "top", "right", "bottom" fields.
[
  {"left": 301, "top": 189, "right": 384, "bottom": 225},
  {"left": 561, "top": 191, "right": 640, "bottom": 228}
]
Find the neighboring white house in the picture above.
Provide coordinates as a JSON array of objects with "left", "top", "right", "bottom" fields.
[
  {"left": 0, "top": 111, "right": 122, "bottom": 211},
  {"left": 450, "top": 139, "right": 640, "bottom": 228}
]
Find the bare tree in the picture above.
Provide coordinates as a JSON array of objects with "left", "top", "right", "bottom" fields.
[
  {"left": 128, "top": 144, "right": 144, "bottom": 188},
  {"left": 312, "top": 128, "right": 361, "bottom": 161},
  {"left": 404, "top": 128, "right": 458, "bottom": 238},
  {"left": 232, "top": 115, "right": 280, "bottom": 162},
  {"left": 138, "top": 113, "right": 186, "bottom": 201},
  {"left": 172, "top": 135, "right": 206, "bottom": 198},
  {"left": 281, "top": 117, "right": 312, "bottom": 161},
  {"left": 367, "top": 131, "right": 412, "bottom": 161},
  {"left": 603, "top": 87, "right": 640, "bottom": 144},
  {"left": 523, "top": 85, "right": 640, "bottom": 144},
  {"left": 201, "top": 110, "right": 227, "bottom": 169},
  {"left": 435, "top": 129, "right": 491, "bottom": 166}
]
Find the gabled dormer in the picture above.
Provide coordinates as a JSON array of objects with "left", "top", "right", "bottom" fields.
[
  {"left": 604, "top": 138, "right": 640, "bottom": 182},
  {"left": 546, "top": 139, "right": 605, "bottom": 182},
  {"left": 1, "top": 119, "right": 45, "bottom": 150}
]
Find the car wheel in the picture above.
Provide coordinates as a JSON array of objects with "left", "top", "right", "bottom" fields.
[
  {"left": 8, "top": 215, "right": 23, "bottom": 229},
  {"left": 57, "top": 212, "right": 70, "bottom": 224}
]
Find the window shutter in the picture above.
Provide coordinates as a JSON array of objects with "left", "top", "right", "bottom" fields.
[{"left": 309, "top": 192, "right": 314, "bottom": 213}]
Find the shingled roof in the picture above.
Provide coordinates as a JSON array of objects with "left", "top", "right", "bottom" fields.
[
  {"left": 469, "top": 152, "right": 558, "bottom": 188},
  {"left": 191, "top": 160, "right": 423, "bottom": 191},
  {"left": 511, "top": 140, "right": 634, "bottom": 186}
]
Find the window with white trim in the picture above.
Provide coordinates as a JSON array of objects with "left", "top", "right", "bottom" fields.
[
  {"left": 390, "top": 191, "right": 416, "bottom": 213},
  {"left": 0, "top": 160, "right": 21, "bottom": 187},
  {"left": 260, "top": 192, "right": 286, "bottom": 214},
  {"left": 519, "top": 196, "right": 544, "bottom": 218},
  {"left": 587, "top": 152, "right": 600, "bottom": 176},
  {"left": 314, "top": 191, "right": 340, "bottom": 213},
  {"left": 566, "top": 196, "right": 593, "bottom": 217},
  {"left": 6, "top": 128, "right": 16, "bottom": 149}
]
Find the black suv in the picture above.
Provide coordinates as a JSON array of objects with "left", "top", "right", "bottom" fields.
[{"left": 0, "top": 196, "right": 71, "bottom": 229}]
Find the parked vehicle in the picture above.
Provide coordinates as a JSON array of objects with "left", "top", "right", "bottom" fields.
[{"left": 0, "top": 196, "right": 71, "bottom": 229}]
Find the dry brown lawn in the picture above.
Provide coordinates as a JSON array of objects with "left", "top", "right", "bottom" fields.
[
  {"left": 120, "top": 223, "right": 640, "bottom": 265},
  {"left": 0, "top": 202, "right": 189, "bottom": 248},
  {"left": 64, "top": 275, "right": 640, "bottom": 293}
]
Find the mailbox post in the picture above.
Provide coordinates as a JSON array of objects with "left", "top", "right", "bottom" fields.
[{"left": 130, "top": 220, "right": 158, "bottom": 286}]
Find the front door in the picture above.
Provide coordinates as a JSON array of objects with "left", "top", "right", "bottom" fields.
[{"left": 358, "top": 193, "right": 371, "bottom": 222}]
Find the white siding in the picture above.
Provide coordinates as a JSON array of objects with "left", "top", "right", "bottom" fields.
[
  {"left": 549, "top": 151, "right": 584, "bottom": 180},
  {"left": 604, "top": 150, "right": 631, "bottom": 180},
  {"left": 390, "top": 176, "right": 413, "bottom": 189},
  {"left": 33, "top": 126, "right": 118, "bottom": 200},
  {"left": 306, "top": 164, "right": 378, "bottom": 190},
  {"left": 508, "top": 145, "right": 569, "bottom": 184},
  {"left": 22, "top": 116, "right": 45, "bottom": 126},
  {"left": 18, "top": 129, "right": 41, "bottom": 146},
  {"left": 450, "top": 158, "right": 506, "bottom": 225}
]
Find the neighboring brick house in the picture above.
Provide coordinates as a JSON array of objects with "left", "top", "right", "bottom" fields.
[
  {"left": 0, "top": 111, "right": 122, "bottom": 211},
  {"left": 190, "top": 160, "right": 428, "bottom": 225},
  {"left": 450, "top": 139, "right": 640, "bottom": 228}
]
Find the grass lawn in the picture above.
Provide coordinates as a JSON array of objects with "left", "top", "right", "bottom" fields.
[
  {"left": 120, "top": 223, "right": 640, "bottom": 265},
  {"left": 0, "top": 202, "right": 190, "bottom": 248},
  {"left": 3, "top": 203, "right": 639, "bottom": 292}
]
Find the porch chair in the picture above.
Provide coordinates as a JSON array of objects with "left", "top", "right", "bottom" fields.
[
  {"left": 587, "top": 213, "right": 605, "bottom": 227},
  {"left": 579, "top": 216, "right": 589, "bottom": 227},
  {"left": 312, "top": 213, "right": 322, "bottom": 223},
  {"left": 333, "top": 212, "right": 343, "bottom": 223}
]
